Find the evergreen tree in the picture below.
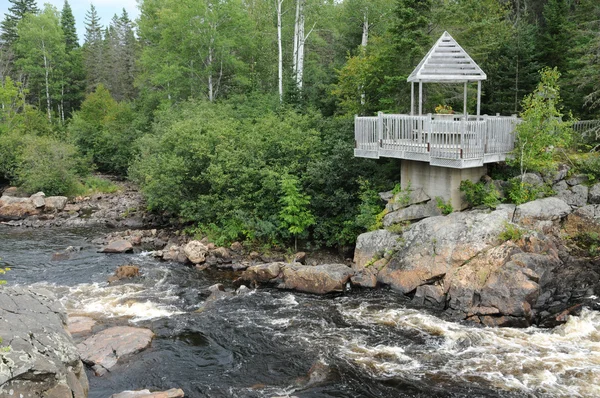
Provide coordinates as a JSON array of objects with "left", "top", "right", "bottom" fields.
[
  {"left": 83, "top": 4, "right": 103, "bottom": 91},
  {"left": 538, "top": 0, "right": 573, "bottom": 74},
  {"left": 60, "top": 0, "right": 84, "bottom": 120},
  {"left": 0, "top": 0, "right": 39, "bottom": 46},
  {"left": 60, "top": 1, "right": 78, "bottom": 52}
]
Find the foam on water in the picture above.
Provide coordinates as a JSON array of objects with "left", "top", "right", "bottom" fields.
[{"left": 339, "top": 303, "right": 600, "bottom": 397}]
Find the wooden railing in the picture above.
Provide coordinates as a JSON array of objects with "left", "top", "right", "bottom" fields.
[{"left": 355, "top": 113, "right": 519, "bottom": 168}]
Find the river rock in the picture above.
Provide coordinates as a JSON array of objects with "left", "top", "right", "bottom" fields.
[
  {"left": 566, "top": 174, "right": 589, "bottom": 186},
  {"left": 513, "top": 197, "right": 572, "bottom": 228},
  {"left": 589, "top": 183, "right": 600, "bottom": 204},
  {"left": 183, "top": 241, "right": 208, "bottom": 264},
  {"left": 110, "top": 388, "right": 185, "bottom": 398},
  {"left": 518, "top": 173, "right": 544, "bottom": 187},
  {"left": 30, "top": 192, "right": 46, "bottom": 208},
  {"left": 294, "top": 251, "right": 307, "bottom": 264},
  {"left": 77, "top": 326, "right": 154, "bottom": 376},
  {"left": 108, "top": 265, "right": 141, "bottom": 283},
  {"left": 67, "top": 316, "right": 97, "bottom": 335},
  {"left": 383, "top": 201, "right": 442, "bottom": 227},
  {"left": 353, "top": 229, "right": 400, "bottom": 268},
  {"left": 237, "top": 263, "right": 353, "bottom": 294},
  {"left": 0, "top": 287, "right": 89, "bottom": 397},
  {"left": 100, "top": 239, "right": 134, "bottom": 253},
  {"left": 44, "top": 196, "right": 68, "bottom": 211},
  {"left": 0, "top": 196, "right": 40, "bottom": 220}
]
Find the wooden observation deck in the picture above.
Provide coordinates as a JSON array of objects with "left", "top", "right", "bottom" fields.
[{"left": 354, "top": 113, "right": 518, "bottom": 169}]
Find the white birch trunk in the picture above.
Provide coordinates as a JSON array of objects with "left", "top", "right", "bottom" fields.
[
  {"left": 292, "top": 0, "right": 301, "bottom": 79},
  {"left": 361, "top": 8, "right": 369, "bottom": 49},
  {"left": 208, "top": 40, "right": 214, "bottom": 102},
  {"left": 41, "top": 39, "right": 51, "bottom": 123},
  {"left": 296, "top": 0, "right": 305, "bottom": 90},
  {"left": 277, "top": 0, "right": 284, "bottom": 102}
]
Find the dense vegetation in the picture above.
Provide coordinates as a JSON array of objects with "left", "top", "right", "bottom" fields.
[{"left": 0, "top": 0, "right": 599, "bottom": 248}]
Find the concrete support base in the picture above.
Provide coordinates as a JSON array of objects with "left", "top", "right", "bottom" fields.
[{"left": 400, "top": 160, "right": 487, "bottom": 210}]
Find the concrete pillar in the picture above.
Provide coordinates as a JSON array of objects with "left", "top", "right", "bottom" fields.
[{"left": 400, "top": 159, "right": 487, "bottom": 210}]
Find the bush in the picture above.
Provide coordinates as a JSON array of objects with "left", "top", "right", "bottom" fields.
[
  {"left": 498, "top": 222, "right": 525, "bottom": 242},
  {"left": 459, "top": 180, "right": 500, "bottom": 208},
  {"left": 435, "top": 197, "right": 453, "bottom": 215},
  {"left": 15, "top": 136, "right": 86, "bottom": 196}
]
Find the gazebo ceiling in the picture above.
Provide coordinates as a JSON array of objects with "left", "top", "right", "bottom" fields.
[{"left": 407, "top": 31, "right": 486, "bottom": 83}]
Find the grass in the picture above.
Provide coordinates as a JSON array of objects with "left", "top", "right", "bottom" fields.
[{"left": 71, "top": 175, "right": 121, "bottom": 196}]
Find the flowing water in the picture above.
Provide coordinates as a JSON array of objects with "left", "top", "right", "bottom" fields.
[{"left": 1, "top": 226, "right": 600, "bottom": 398}]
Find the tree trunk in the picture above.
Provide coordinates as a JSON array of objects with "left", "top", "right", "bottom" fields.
[
  {"left": 296, "top": 1, "right": 305, "bottom": 90},
  {"left": 41, "top": 39, "right": 51, "bottom": 123},
  {"left": 361, "top": 8, "right": 369, "bottom": 49},
  {"left": 277, "top": 0, "right": 284, "bottom": 102},
  {"left": 293, "top": 0, "right": 301, "bottom": 79},
  {"left": 208, "top": 43, "right": 214, "bottom": 102}
]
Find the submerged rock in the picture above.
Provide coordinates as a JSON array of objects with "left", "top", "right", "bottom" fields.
[
  {"left": 108, "top": 264, "right": 141, "bottom": 283},
  {"left": 0, "top": 287, "right": 89, "bottom": 397},
  {"left": 77, "top": 326, "right": 154, "bottom": 376},
  {"left": 236, "top": 263, "right": 353, "bottom": 294}
]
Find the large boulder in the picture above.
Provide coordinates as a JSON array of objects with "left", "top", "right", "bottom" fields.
[
  {"left": 557, "top": 184, "right": 589, "bottom": 208},
  {"left": 0, "top": 196, "right": 40, "bottom": 220},
  {"left": 0, "top": 287, "right": 89, "bottom": 397},
  {"left": 513, "top": 197, "right": 572, "bottom": 228},
  {"left": 77, "top": 326, "right": 154, "bottom": 376},
  {"left": 67, "top": 316, "right": 97, "bottom": 335},
  {"left": 183, "top": 241, "right": 208, "bottom": 264},
  {"left": 44, "top": 196, "right": 68, "bottom": 212},
  {"left": 374, "top": 208, "right": 515, "bottom": 294},
  {"left": 353, "top": 229, "right": 400, "bottom": 268},
  {"left": 236, "top": 263, "right": 353, "bottom": 294},
  {"left": 563, "top": 205, "right": 600, "bottom": 235},
  {"left": 30, "top": 192, "right": 46, "bottom": 208},
  {"left": 385, "top": 188, "right": 431, "bottom": 212}
]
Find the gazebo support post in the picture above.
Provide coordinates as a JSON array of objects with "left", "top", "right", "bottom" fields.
[
  {"left": 418, "top": 81, "right": 423, "bottom": 116},
  {"left": 477, "top": 80, "right": 481, "bottom": 120},
  {"left": 463, "top": 81, "right": 468, "bottom": 119},
  {"left": 411, "top": 82, "right": 415, "bottom": 116}
]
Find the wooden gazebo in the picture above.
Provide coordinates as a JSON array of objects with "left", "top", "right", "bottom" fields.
[{"left": 408, "top": 31, "right": 486, "bottom": 119}]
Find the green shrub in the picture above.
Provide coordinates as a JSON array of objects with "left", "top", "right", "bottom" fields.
[
  {"left": 569, "top": 232, "right": 600, "bottom": 257},
  {"left": 459, "top": 180, "right": 500, "bottom": 208},
  {"left": 15, "top": 136, "right": 85, "bottom": 196},
  {"left": 435, "top": 197, "right": 453, "bottom": 215},
  {"left": 573, "top": 153, "right": 600, "bottom": 184},
  {"left": 505, "top": 179, "right": 553, "bottom": 205},
  {"left": 72, "top": 176, "right": 120, "bottom": 196},
  {"left": 498, "top": 222, "right": 525, "bottom": 242},
  {"left": 355, "top": 179, "right": 385, "bottom": 231}
]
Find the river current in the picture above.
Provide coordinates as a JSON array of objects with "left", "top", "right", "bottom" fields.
[{"left": 1, "top": 226, "right": 599, "bottom": 398}]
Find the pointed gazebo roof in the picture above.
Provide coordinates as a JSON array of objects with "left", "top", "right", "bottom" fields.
[{"left": 407, "top": 31, "right": 486, "bottom": 83}]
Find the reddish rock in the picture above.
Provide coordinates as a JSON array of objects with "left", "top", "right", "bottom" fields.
[
  {"left": 108, "top": 265, "right": 140, "bottom": 283},
  {"left": 0, "top": 196, "right": 40, "bottom": 220},
  {"left": 67, "top": 316, "right": 96, "bottom": 334},
  {"left": 77, "top": 326, "right": 154, "bottom": 376},
  {"left": 293, "top": 252, "right": 307, "bottom": 264}
]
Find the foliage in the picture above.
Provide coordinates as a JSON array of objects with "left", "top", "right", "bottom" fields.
[
  {"left": 279, "top": 174, "right": 315, "bottom": 251},
  {"left": 15, "top": 135, "right": 86, "bottom": 196},
  {"left": 510, "top": 67, "right": 573, "bottom": 174},
  {"left": 573, "top": 153, "right": 600, "bottom": 183},
  {"left": 434, "top": 104, "right": 453, "bottom": 115},
  {"left": 498, "top": 222, "right": 525, "bottom": 242},
  {"left": 435, "top": 197, "right": 453, "bottom": 215},
  {"left": 568, "top": 232, "right": 600, "bottom": 257},
  {"left": 72, "top": 175, "right": 120, "bottom": 196},
  {"left": 459, "top": 180, "right": 501, "bottom": 209},
  {"left": 354, "top": 179, "right": 385, "bottom": 232},
  {"left": 505, "top": 180, "right": 542, "bottom": 205}
]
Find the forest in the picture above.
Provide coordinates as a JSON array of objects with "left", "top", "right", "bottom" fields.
[{"left": 0, "top": 0, "right": 599, "bottom": 249}]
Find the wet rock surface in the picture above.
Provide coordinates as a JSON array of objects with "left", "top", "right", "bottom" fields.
[
  {"left": 0, "top": 287, "right": 89, "bottom": 397},
  {"left": 236, "top": 263, "right": 354, "bottom": 294},
  {"left": 77, "top": 326, "right": 154, "bottom": 376}
]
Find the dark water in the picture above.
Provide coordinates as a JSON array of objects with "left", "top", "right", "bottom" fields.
[{"left": 1, "top": 226, "right": 599, "bottom": 398}]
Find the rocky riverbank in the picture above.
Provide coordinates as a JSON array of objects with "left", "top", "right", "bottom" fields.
[
  {"left": 0, "top": 180, "right": 165, "bottom": 229},
  {"left": 352, "top": 176, "right": 600, "bottom": 328}
]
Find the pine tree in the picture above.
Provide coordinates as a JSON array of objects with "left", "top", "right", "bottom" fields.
[
  {"left": 538, "top": 0, "right": 573, "bottom": 74},
  {"left": 0, "top": 0, "right": 39, "bottom": 46},
  {"left": 60, "top": 0, "right": 84, "bottom": 120},
  {"left": 83, "top": 4, "right": 103, "bottom": 91},
  {"left": 61, "top": 1, "right": 78, "bottom": 52}
]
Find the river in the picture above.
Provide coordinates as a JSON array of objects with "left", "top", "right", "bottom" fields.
[{"left": 1, "top": 226, "right": 599, "bottom": 398}]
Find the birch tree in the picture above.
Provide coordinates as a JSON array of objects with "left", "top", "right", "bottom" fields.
[{"left": 15, "top": 5, "right": 66, "bottom": 122}]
